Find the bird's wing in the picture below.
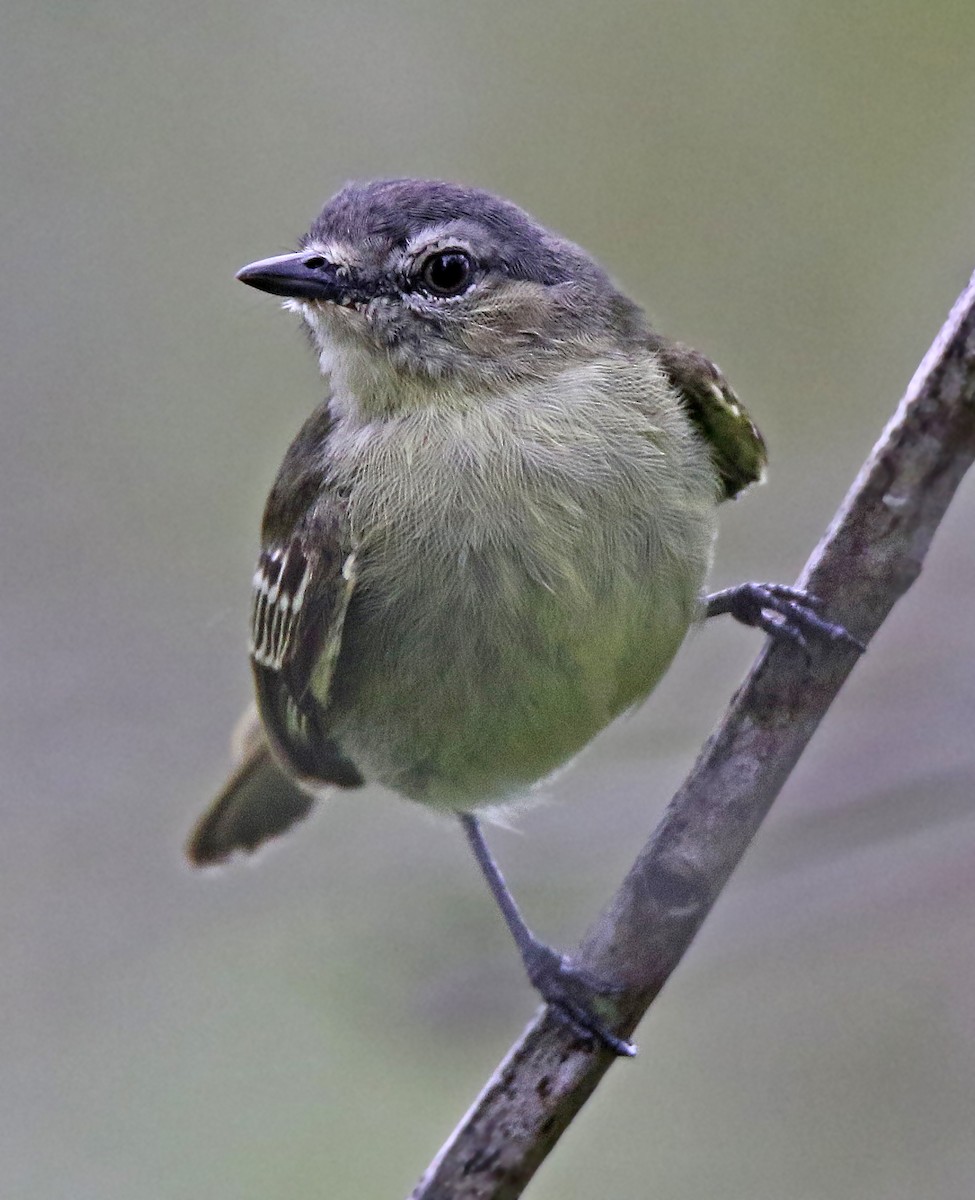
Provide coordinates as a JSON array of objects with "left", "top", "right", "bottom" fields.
[
  {"left": 186, "top": 401, "right": 363, "bottom": 867},
  {"left": 650, "top": 335, "right": 768, "bottom": 500},
  {"left": 249, "top": 505, "right": 363, "bottom": 788}
]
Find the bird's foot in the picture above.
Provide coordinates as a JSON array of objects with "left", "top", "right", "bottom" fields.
[
  {"left": 522, "top": 939, "right": 636, "bottom": 1057},
  {"left": 705, "top": 582, "right": 864, "bottom": 656}
]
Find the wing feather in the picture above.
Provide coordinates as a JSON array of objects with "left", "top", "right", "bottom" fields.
[
  {"left": 251, "top": 511, "right": 362, "bottom": 788},
  {"left": 650, "top": 335, "right": 768, "bottom": 500}
]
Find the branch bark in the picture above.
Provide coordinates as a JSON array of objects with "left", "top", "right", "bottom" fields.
[{"left": 409, "top": 270, "right": 975, "bottom": 1200}]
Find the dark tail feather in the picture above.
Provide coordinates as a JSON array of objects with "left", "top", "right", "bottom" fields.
[{"left": 186, "top": 713, "right": 316, "bottom": 866}]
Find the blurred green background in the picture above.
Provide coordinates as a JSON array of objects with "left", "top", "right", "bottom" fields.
[{"left": 4, "top": 3, "right": 975, "bottom": 1198}]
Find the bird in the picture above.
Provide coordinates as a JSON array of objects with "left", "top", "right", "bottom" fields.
[{"left": 187, "top": 179, "right": 855, "bottom": 1055}]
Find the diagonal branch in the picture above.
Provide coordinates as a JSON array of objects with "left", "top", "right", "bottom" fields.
[{"left": 410, "top": 270, "right": 975, "bottom": 1200}]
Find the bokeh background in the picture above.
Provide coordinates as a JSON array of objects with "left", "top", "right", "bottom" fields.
[{"left": 4, "top": 3, "right": 975, "bottom": 1198}]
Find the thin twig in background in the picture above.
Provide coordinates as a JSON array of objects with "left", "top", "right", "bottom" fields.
[{"left": 410, "top": 270, "right": 975, "bottom": 1200}]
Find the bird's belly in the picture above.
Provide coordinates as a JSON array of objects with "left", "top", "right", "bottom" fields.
[{"left": 326, "top": 524, "right": 705, "bottom": 809}]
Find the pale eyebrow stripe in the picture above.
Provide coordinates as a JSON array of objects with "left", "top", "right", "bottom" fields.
[{"left": 299, "top": 239, "right": 359, "bottom": 270}]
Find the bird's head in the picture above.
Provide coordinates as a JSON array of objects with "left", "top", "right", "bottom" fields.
[{"left": 237, "top": 179, "right": 647, "bottom": 413}]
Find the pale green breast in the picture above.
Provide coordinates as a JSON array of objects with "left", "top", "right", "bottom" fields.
[{"left": 325, "top": 361, "right": 719, "bottom": 807}]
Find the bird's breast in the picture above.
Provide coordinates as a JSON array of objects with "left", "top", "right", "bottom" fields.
[{"left": 323, "top": 376, "right": 718, "bottom": 806}]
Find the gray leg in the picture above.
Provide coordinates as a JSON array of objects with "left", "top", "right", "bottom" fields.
[{"left": 460, "top": 813, "right": 636, "bottom": 1057}]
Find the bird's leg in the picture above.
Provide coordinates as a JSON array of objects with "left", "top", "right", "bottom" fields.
[
  {"left": 460, "top": 813, "right": 636, "bottom": 1057},
  {"left": 704, "top": 583, "right": 864, "bottom": 654}
]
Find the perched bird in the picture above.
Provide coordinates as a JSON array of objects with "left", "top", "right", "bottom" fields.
[{"left": 188, "top": 179, "right": 852, "bottom": 1055}]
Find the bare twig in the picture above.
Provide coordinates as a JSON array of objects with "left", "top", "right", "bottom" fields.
[{"left": 410, "top": 271, "right": 975, "bottom": 1200}]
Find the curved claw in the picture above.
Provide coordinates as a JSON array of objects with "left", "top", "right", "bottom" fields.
[
  {"left": 548, "top": 997, "right": 637, "bottom": 1058},
  {"left": 524, "top": 942, "right": 636, "bottom": 1057}
]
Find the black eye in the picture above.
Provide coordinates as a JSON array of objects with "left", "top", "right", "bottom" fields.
[{"left": 419, "top": 250, "right": 474, "bottom": 297}]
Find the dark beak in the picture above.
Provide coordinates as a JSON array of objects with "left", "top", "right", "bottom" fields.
[{"left": 235, "top": 252, "right": 343, "bottom": 301}]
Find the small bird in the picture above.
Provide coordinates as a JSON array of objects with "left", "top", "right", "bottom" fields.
[{"left": 188, "top": 179, "right": 853, "bottom": 1055}]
